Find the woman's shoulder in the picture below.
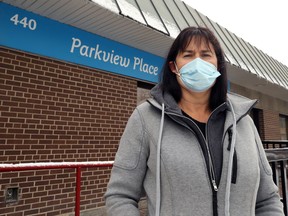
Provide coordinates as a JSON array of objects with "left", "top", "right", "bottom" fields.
[
  {"left": 137, "top": 98, "right": 160, "bottom": 110},
  {"left": 134, "top": 98, "right": 161, "bottom": 118},
  {"left": 227, "top": 92, "right": 257, "bottom": 104}
]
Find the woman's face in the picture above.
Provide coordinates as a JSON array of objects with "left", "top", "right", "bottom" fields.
[
  {"left": 168, "top": 37, "right": 218, "bottom": 94},
  {"left": 170, "top": 37, "right": 218, "bottom": 73}
]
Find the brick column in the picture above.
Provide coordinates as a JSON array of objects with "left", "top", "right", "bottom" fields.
[{"left": 262, "top": 109, "right": 281, "bottom": 140}]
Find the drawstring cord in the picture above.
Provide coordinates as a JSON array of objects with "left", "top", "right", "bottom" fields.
[
  {"left": 225, "top": 99, "right": 237, "bottom": 216},
  {"left": 155, "top": 103, "right": 165, "bottom": 216}
]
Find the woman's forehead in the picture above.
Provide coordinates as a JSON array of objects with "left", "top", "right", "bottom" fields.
[
  {"left": 181, "top": 36, "right": 214, "bottom": 52},
  {"left": 188, "top": 37, "right": 211, "bottom": 48}
]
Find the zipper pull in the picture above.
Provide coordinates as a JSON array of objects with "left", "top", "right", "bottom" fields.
[
  {"left": 212, "top": 180, "right": 218, "bottom": 191},
  {"left": 227, "top": 129, "right": 233, "bottom": 150}
]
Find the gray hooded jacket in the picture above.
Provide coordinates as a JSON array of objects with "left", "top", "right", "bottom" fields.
[{"left": 105, "top": 85, "right": 284, "bottom": 216}]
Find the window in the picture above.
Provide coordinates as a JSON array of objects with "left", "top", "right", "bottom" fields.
[
  {"left": 279, "top": 115, "right": 288, "bottom": 140},
  {"left": 250, "top": 108, "right": 264, "bottom": 139}
]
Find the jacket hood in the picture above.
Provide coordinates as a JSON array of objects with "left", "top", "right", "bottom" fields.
[
  {"left": 149, "top": 83, "right": 258, "bottom": 121},
  {"left": 150, "top": 84, "right": 181, "bottom": 114},
  {"left": 226, "top": 92, "right": 258, "bottom": 121}
]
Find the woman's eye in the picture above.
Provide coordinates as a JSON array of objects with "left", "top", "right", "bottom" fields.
[{"left": 203, "top": 53, "right": 212, "bottom": 57}]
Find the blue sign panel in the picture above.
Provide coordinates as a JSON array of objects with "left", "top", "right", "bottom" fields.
[{"left": 0, "top": 2, "right": 164, "bottom": 83}]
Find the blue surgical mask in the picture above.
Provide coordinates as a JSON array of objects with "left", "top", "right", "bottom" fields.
[{"left": 175, "top": 58, "right": 221, "bottom": 92}]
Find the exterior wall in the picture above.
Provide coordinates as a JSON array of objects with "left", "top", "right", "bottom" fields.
[
  {"left": 231, "top": 83, "right": 288, "bottom": 140},
  {"left": 0, "top": 47, "right": 137, "bottom": 215}
]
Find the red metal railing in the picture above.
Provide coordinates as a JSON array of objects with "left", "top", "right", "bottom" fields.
[{"left": 0, "top": 161, "right": 114, "bottom": 216}]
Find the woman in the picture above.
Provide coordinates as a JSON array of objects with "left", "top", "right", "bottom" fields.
[{"left": 104, "top": 27, "right": 284, "bottom": 216}]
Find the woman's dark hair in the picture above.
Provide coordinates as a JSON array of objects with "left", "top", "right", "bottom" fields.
[{"left": 160, "top": 26, "right": 227, "bottom": 110}]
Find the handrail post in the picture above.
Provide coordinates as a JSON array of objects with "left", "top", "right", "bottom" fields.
[
  {"left": 271, "top": 162, "right": 279, "bottom": 185},
  {"left": 75, "top": 167, "right": 82, "bottom": 216},
  {"left": 280, "top": 161, "right": 288, "bottom": 215}
]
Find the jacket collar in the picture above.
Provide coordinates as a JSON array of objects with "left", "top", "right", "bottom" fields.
[
  {"left": 226, "top": 92, "right": 258, "bottom": 122},
  {"left": 149, "top": 84, "right": 257, "bottom": 124}
]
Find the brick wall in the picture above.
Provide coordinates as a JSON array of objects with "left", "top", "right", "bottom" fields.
[
  {"left": 0, "top": 47, "right": 137, "bottom": 215},
  {"left": 262, "top": 109, "right": 281, "bottom": 140}
]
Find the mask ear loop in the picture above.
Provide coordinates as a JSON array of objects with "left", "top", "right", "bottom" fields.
[{"left": 174, "top": 61, "right": 181, "bottom": 77}]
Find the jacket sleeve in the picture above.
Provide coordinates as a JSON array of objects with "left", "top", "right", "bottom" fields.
[
  {"left": 254, "top": 123, "right": 284, "bottom": 215},
  {"left": 104, "top": 108, "right": 149, "bottom": 216}
]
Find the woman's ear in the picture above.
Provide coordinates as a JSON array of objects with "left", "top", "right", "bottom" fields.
[{"left": 169, "top": 61, "right": 177, "bottom": 74}]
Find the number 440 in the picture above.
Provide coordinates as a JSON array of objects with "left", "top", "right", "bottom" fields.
[{"left": 10, "top": 14, "right": 37, "bottom": 31}]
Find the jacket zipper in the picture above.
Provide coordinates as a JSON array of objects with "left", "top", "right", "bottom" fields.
[
  {"left": 201, "top": 123, "right": 218, "bottom": 192},
  {"left": 166, "top": 112, "right": 219, "bottom": 191},
  {"left": 203, "top": 102, "right": 228, "bottom": 191},
  {"left": 165, "top": 103, "right": 227, "bottom": 216},
  {"left": 166, "top": 102, "right": 227, "bottom": 191},
  {"left": 203, "top": 119, "right": 219, "bottom": 216},
  {"left": 167, "top": 112, "right": 219, "bottom": 216}
]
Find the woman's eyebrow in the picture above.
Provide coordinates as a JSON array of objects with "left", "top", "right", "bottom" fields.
[
  {"left": 201, "top": 49, "right": 213, "bottom": 54},
  {"left": 183, "top": 50, "right": 194, "bottom": 53},
  {"left": 201, "top": 48, "right": 212, "bottom": 52}
]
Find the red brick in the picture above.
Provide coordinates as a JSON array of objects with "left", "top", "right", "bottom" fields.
[{"left": 262, "top": 110, "right": 281, "bottom": 140}]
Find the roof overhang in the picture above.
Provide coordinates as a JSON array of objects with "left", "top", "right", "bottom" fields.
[{"left": 3, "top": 0, "right": 288, "bottom": 102}]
